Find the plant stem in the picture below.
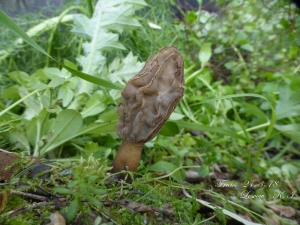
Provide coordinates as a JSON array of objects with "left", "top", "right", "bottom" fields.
[{"left": 110, "top": 140, "right": 144, "bottom": 174}]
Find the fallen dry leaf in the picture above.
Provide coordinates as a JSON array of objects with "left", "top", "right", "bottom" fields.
[
  {"left": 0, "top": 190, "right": 9, "bottom": 212},
  {"left": 263, "top": 213, "right": 281, "bottom": 225},
  {"left": 268, "top": 204, "right": 296, "bottom": 218}
]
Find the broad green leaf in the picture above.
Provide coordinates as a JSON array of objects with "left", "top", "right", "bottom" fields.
[
  {"left": 67, "top": 77, "right": 79, "bottom": 89},
  {"left": 198, "top": 164, "right": 209, "bottom": 177},
  {"left": 40, "top": 109, "right": 83, "bottom": 155},
  {"left": 18, "top": 86, "right": 42, "bottom": 120},
  {"left": 281, "top": 164, "right": 299, "bottom": 178},
  {"left": 276, "top": 85, "right": 300, "bottom": 120},
  {"left": 80, "top": 122, "right": 115, "bottom": 135},
  {"left": 66, "top": 200, "right": 79, "bottom": 222},
  {"left": 58, "top": 85, "right": 74, "bottom": 107},
  {"left": 26, "top": 108, "right": 48, "bottom": 151},
  {"left": 96, "top": 109, "right": 118, "bottom": 122},
  {"left": 81, "top": 90, "right": 113, "bottom": 118},
  {"left": 9, "top": 129, "right": 31, "bottom": 152},
  {"left": 48, "top": 77, "right": 66, "bottom": 88},
  {"left": 43, "top": 68, "right": 61, "bottom": 79},
  {"left": 148, "top": 161, "right": 185, "bottom": 182},
  {"left": 160, "top": 121, "right": 180, "bottom": 136},
  {"left": 169, "top": 112, "right": 185, "bottom": 120},
  {"left": 8, "top": 71, "right": 30, "bottom": 85},
  {"left": 274, "top": 124, "right": 300, "bottom": 143},
  {"left": 241, "top": 44, "right": 254, "bottom": 52},
  {"left": 87, "top": 175, "right": 99, "bottom": 183},
  {"left": 198, "top": 43, "right": 212, "bottom": 67},
  {"left": 1, "top": 85, "right": 19, "bottom": 99}
]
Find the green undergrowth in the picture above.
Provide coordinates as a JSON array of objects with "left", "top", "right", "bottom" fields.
[
  {"left": 0, "top": 0, "right": 300, "bottom": 224},
  {"left": 1, "top": 154, "right": 299, "bottom": 224}
]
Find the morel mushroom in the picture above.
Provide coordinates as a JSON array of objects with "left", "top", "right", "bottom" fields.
[{"left": 110, "top": 46, "right": 185, "bottom": 179}]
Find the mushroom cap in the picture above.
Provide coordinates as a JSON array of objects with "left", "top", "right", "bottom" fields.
[{"left": 116, "top": 46, "right": 185, "bottom": 143}]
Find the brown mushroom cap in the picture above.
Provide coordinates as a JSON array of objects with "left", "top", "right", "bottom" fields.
[{"left": 116, "top": 46, "right": 185, "bottom": 143}]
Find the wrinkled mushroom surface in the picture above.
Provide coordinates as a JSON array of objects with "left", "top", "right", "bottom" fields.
[
  {"left": 110, "top": 46, "right": 184, "bottom": 178},
  {"left": 116, "top": 46, "right": 185, "bottom": 143}
]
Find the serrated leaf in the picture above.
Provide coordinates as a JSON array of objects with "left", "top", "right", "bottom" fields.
[{"left": 106, "top": 52, "right": 144, "bottom": 84}]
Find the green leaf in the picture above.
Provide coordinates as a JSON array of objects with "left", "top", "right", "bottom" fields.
[
  {"left": 18, "top": 86, "right": 42, "bottom": 120},
  {"left": 97, "top": 109, "right": 118, "bottom": 122},
  {"left": 0, "top": 9, "right": 122, "bottom": 90},
  {"left": 58, "top": 85, "right": 74, "bottom": 107},
  {"left": 81, "top": 90, "right": 113, "bottom": 118},
  {"left": 8, "top": 71, "right": 30, "bottom": 85},
  {"left": 9, "top": 129, "right": 31, "bottom": 152},
  {"left": 81, "top": 122, "right": 115, "bottom": 135},
  {"left": 48, "top": 77, "right": 66, "bottom": 88},
  {"left": 66, "top": 199, "right": 79, "bottom": 222},
  {"left": 198, "top": 43, "right": 212, "bottom": 67},
  {"left": 1, "top": 85, "right": 19, "bottom": 99},
  {"left": 198, "top": 165, "right": 209, "bottom": 177},
  {"left": 160, "top": 121, "right": 180, "bottom": 137},
  {"left": 43, "top": 68, "right": 61, "bottom": 79},
  {"left": 84, "top": 195, "right": 103, "bottom": 207},
  {"left": 148, "top": 161, "right": 185, "bottom": 182},
  {"left": 40, "top": 109, "right": 83, "bottom": 155},
  {"left": 274, "top": 124, "right": 300, "bottom": 143},
  {"left": 281, "top": 164, "right": 299, "bottom": 178},
  {"left": 87, "top": 175, "right": 99, "bottom": 183},
  {"left": 26, "top": 108, "right": 49, "bottom": 155},
  {"left": 149, "top": 161, "right": 176, "bottom": 173},
  {"left": 54, "top": 187, "right": 76, "bottom": 195},
  {"left": 241, "top": 44, "right": 254, "bottom": 52},
  {"left": 276, "top": 85, "right": 300, "bottom": 120},
  {"left": 85, "top": 184, "right": 107, "bottom": 195}
]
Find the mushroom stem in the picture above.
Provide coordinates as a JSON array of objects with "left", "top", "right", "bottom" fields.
[{"left": 110, "top": 140, "right": 144, "bottom": 174}]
